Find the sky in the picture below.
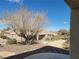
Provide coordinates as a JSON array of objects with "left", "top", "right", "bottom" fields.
[{"left": 0, "top": 0, "right": 70, "bottom": 31}]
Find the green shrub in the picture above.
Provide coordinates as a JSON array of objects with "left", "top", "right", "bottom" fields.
[
  {"left": 63, "top": 41, "right": 70, "bottom": 50},
  {"left": 0, "top": 35, "right": 10, "bottom": 39},
  {"left": 0, "top": 32, "right": 10, "bottom": 39},
  {"left": 0, "top": 33, "right": 4, "bottom": 37},
  {"left": 63, "top": 43, "right": 69, "bottom": 50},
  {"left": 52, "top": 35, "right": 61, "bottom": 40},
  {"left": 7, "top": 38, "right": 17, "bottom": 44},
  {"left": 45, "top": 38, "right": 51, "bottom": 41}
]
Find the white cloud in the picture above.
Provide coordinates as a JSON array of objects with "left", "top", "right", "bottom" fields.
[
  {"left": 7, "top": 0, "right": 22, "bottom": 3},
  {"left": 63, "top": 21, "right": 69, "bottom": 24}
]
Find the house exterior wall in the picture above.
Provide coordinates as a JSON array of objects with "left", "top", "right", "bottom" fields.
[{"left": 65, "top": 0, "right": 79, "bottom": 59}]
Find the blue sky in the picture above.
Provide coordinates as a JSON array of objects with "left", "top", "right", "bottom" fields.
[{"left": 0, "top": 0, "right": 70, "bottom": 31}]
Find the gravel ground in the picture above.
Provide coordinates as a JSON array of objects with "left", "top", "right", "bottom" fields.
[
  {"left": 0, "top": 44, "right": 46, "bottom": 53},
  {"left": 0, "top": 41, "right": 69, "bottom": 58},
  {"left": 38, "top": 40, "right": 66, "bottom": 48}
]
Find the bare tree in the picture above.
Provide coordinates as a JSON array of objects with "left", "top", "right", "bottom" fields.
[{"left": 1, "top": 8, "right": 46, "bottom": 44}]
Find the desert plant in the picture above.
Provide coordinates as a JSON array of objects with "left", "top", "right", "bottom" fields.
[
  {"left": 3, "top": 27, "right": 10, "bottom": 31},
  {"left": 0, "top": 32, "right": 4, "bottom": 37},
  {"left": 58, "top": 29, "right": 70, "bottom": 40},
  {"left": 6, "top": 38, "right": 17, "bottom": 44},
  {"left": 1, "top": 7, "right": 47, "bottom": 44},
  {"left": 0, "top": 35, "right": 9, "bottom": 39},
  {"left": 63, "top": 40, "right": 70, "bottom": 50},
  {"left": 0, "top": 32, "right": 10, "bottom": 39},
  {"left": 52, "top": 35, "right": 61, "bottom": 40},
  {"left": 58, "top": 29, "right": 70, "bottom": 36},
  {"left": 45, "top": 38, "right": 51, "bottom": 41}
]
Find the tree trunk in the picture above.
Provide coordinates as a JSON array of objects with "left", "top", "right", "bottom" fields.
[{"left": 20, "top": 33, "right": 37, "bottom": 45}]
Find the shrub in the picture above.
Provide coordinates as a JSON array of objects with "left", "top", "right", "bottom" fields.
[
  {"left": 52, "top": 35, "right": 61, "bottom": 40},
  {"left": 58, "top": 29, "right": 69, "bottom": 36},
  {"left": 6, "top": 38, "right": 17, "bottom": 44},
  {"left": 0, "top": 35, "right": 10, "bottom": 39},
  {"left": 63, "top": 40, "right": 70, "bottom": 50},
  {"left": 0, "top": 32, "right": 10, "bottom": 39},
  {"left": 0, "top": 33, "right": 4, "bottom": 37},
  {"left": 63, "top": 43, "right": 69, "bottom": 50},
  {"left": 45, "top": 38, "right": 51, "bottom": 41}
]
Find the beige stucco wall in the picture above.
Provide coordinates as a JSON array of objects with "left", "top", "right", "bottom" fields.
[
  {"left": 70, "top": 9, "right": 79, "bottom": 59},
  {"left": 65, "top": 0, "right": 79, "bottom": 59}
]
